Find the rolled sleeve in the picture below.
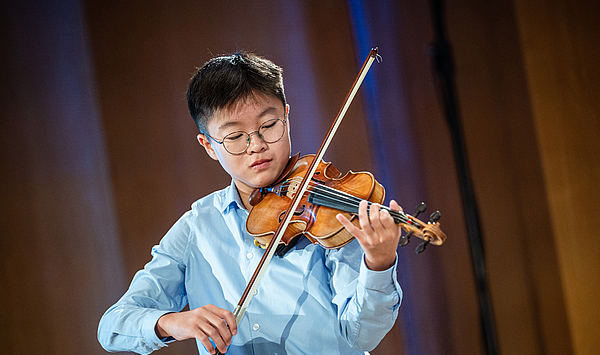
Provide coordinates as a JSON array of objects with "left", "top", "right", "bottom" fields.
[
  {"left": 328, "top": 242, "right": 402, "bottom": 351},
  {"left": 142, "top": 309, "right": 176, "bottom": 348},
  {"left": 358, "top": 253, "right": 402, "bottom": 298},
  {"left": 97, "top": 215, "right": 190, "bottom": 354}
]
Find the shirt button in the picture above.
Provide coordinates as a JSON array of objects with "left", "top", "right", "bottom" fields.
[
  {"left": 253, "top": 323, "right": 260, "bottom": 331},
  {"left": 246, "top": 252, "right": 254, "bottom": 259},
  {"left": 254, "top": 288, "right": 259, "bottom": 295}
]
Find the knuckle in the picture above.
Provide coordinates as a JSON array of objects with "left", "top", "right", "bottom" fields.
[
  {"left": 217, "top": 319, "right": 228, "bottom": 329},
  {"left": 194, "top": 307, "right": 207, "bottom": 315}
]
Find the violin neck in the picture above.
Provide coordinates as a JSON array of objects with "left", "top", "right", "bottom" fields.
[{"left": 307, "top": 185, "right": 408, "bottom": 224}]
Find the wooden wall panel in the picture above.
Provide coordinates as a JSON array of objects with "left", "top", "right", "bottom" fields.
[
  {"left": 444, "top": 1, "right": 573, "bottom": 353},
  {"left": 513, "top": 0, "right": 600, "bottom": 353}
]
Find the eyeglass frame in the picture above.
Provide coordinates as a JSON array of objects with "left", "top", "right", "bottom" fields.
[{"left": 202, "top": 114, "right": 288, "bottom": 155}]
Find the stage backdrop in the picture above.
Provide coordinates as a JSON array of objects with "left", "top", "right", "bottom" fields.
[{"left": 1, "top": 0, "right": 598, "bottom": 354}]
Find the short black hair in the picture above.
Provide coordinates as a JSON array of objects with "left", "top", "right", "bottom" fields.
[{"left": 187, "top": 52, "right": 287, "bottom": 133}]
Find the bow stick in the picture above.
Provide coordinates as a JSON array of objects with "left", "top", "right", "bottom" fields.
[{"left": 216, "top": 48, "right": 379, "bottom": 354}]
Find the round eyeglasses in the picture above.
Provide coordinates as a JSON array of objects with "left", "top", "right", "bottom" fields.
[{"left": 203, "top": 116, "right": 288, "bottom": 155}]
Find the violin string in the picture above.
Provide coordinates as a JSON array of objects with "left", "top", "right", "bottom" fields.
[
  {"left": 277, "top": 177, "right": 365, "bottom": 197},
  {"left": 310, "top": 184, "right": 423, "bottom": 230},
  {"left": 309, "top": 183, "right": 409, "bottom": 224},
  {"left": 280, "top": 177, "right": 380, "bottom": 212},
  {"left": 276, "top": 177, "right": 409, "bottom": 224},
  {"left": 280, "top": 177, "right": 367, "bottom": 199}
]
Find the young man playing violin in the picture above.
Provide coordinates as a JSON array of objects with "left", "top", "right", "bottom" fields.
[{"left": 98, "top": 52, "right": 404, "bottom": 355}]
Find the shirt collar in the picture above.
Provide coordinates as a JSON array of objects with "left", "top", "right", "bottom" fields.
[{"left": 220, "top": 179, "right": 246, "bottom": 214}]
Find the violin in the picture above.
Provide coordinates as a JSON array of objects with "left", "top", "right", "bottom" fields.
[
  {"left": 247, "top": 154, "right": 446, "bottom": 252},
  {"left": 216, "top": 48, "right": 446, "bottom": 354}
]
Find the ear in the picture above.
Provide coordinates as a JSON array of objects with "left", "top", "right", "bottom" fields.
[{"left": 197, "top": 133, "right": 219, "bottom": 161}]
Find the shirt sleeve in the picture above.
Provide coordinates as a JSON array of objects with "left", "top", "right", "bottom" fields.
[
  {"left": 325, "top": 240, "right": 402, "bottom": 351},
  {"left": 97, "top": 214, "right": 191, "bottom": 354}
]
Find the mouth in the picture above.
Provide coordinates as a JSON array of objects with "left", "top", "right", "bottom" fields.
[{"left": 251, "top": 158, "right": 271, "bottom": 169}]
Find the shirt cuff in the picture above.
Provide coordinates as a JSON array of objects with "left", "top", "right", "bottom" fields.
[
  {"left": 142, "top": 309, "right": 177, "bottom": 348},
  {"left": 357, "top": 253, "right": 398, "bottom": 292}
]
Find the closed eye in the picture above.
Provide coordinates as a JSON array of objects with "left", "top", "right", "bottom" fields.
[
  {"left": 261, "top": 119, "right": 278, "bottom": 129},
  {"left": 224, "top": 132, "right": 245, "bottom": 141}
]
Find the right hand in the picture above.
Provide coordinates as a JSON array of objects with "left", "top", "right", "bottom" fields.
[{"left": 156, "top": 304, "right": 237, "bottom": 354}]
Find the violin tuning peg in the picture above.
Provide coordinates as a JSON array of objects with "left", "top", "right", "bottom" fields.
[
  {"left": 415, "top": 239, "right": 430, "bottom": 254},
  {"left": 413, "top": 202, "right": 427, "bottom": 217},
  {"left": 400, "top": 203, "right": 427, "bottom": 248},
  {"left": 399, "top": 231, "right": 413, "bottom": 247},
  {"left": 429, "top": 210, "right": 441, "bottom": 223}
]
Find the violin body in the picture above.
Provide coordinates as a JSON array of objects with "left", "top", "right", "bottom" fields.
[{"left": 247, "top": 155, "right": 385, "bottom": 249}]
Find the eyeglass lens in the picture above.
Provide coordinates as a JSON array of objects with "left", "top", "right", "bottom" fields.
[{"left": 223, "top": 118, "right": 285, "bottom": 154}]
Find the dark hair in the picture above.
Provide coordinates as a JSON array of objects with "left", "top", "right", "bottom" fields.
[{"left": 187, "top": 52, "right": 287, "bottom": 133}]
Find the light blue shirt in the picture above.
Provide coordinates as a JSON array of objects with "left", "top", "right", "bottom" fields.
[{"left": 98, "top": 181, "right": 402, "bottom": 355}]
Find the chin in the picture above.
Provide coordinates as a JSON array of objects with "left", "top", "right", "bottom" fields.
[
  {"left": 254, "top": 178, "right": 275, "bottom": 189},
  {"left": 259, "top": 172, "right": 282, "bottom": 187}
]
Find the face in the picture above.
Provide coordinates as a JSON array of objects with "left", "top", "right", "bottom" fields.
[{"left": 197, "top": 93, "right": 291, "bottom": 200}]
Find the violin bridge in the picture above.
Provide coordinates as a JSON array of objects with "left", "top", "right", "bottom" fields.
[
  {"left": 264, "top": 178, "right": 299, "bottom": 199},
  {"left": 285, "top": 179, "right": 299, "bottom": 198}
]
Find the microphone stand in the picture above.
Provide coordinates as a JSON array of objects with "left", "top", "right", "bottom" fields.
[{"left": 428, "top": 0, "right": 500, "bottom": 354}]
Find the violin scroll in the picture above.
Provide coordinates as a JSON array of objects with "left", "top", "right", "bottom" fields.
[{"left": 397, "top": 204, "right": 447, "bottom": 254}]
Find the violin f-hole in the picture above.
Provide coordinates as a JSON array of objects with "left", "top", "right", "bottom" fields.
[{"left": 278, "top": 204, "right": 306, "bottom": 223}]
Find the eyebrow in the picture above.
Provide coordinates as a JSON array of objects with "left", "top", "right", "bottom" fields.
[{"left": 217, "top": 106, "right": 279, "bottom": 132}]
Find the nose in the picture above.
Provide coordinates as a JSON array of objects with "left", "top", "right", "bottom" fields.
[{"left": 247, "top": 131, "right": 267, "bottom": 153}]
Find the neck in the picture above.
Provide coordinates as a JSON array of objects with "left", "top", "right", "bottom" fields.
[{"left": 235, "top": 185, "right": 254, "bottom": 211}]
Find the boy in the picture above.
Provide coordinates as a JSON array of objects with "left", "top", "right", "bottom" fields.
[{"left": 98, "top": 52, "right": 403, "bottom": 355}]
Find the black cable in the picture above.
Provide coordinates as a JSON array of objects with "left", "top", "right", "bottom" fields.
[{"left": 428, "top": 0, "right": 500, "bottom": 354}]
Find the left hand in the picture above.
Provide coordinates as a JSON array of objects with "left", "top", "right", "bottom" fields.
[{"left": 336, "top": 200, "right": 403, "bottom": 271}]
